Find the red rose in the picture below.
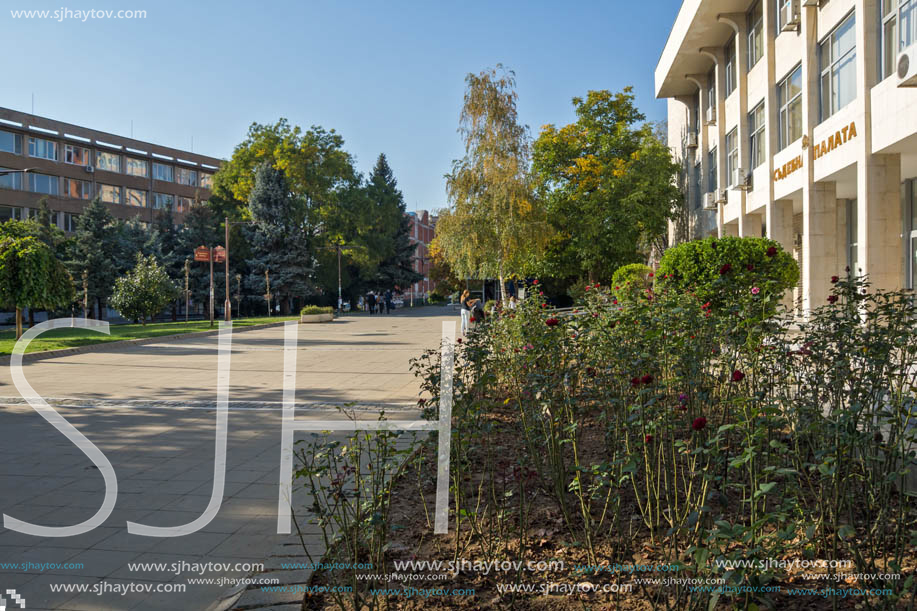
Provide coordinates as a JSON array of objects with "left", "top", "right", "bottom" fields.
[
  {"left": 545, "top": 317, "right": 559, "bottom": 327},
  {"left": 469, "top": 316, "right": 476, "bottom": 322},
  {"left": 644, "top": 434, "right": 653, "bottom": 444},
  {"left": 719, "top": 263, "right": 733, "bottom": 275},
  {"left": 585, "top": 286, "right": 591, "bottom": 291},
  {"left": 631, "top": 377, "right": 641, "bottom": 387},
  {"left": 746, "top": 263, "right": 755, "bottom": 271},
  {"left": 692, "top": 417, "right": 707, "bottom": 431},
  {"left": 831, "top": 275, "right": 839, "bottom": 284},
  {"left": 731, "top": 370, "right": 745, "bottom": 382},
  {"left": 456, "top": 338, "right": 462, "bottom": 344},
  {"left": 766, "top": 246, "right": 777, "bottom": 257},
  {"left": 641, "top": 374, "right": 654, "bottom": 385},
  {"left": 648, "top": 272, "right": 654, "bottom": 278},
  {"left": 827, "top": 295, "right": 838, "bottom": 304},
  {"left": 533, "top": 279, "right": 539, "bottom": 285}
]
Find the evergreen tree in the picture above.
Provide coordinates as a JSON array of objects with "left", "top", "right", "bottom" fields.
[
  {"left": 176, "top": 203, "right": 221, "bottom": 316},
  {"left": 153, "top": 207, "right": 184, "bottom": 319},
  {"left": 246, "top": 163, "right": 314, "bottom": 314},
  {"left": 68, "top": 197, "right": 119, "bottom": 319},
  {"left": 365, "top": 154, "right": 422, "bottom": 290}
]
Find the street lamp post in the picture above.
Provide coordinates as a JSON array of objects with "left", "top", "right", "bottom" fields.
[{"left": 184, "top": 258, "right": 190, "bottom": 323}]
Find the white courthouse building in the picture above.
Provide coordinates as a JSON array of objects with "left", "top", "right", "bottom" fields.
[{"left": 657, "top": 0, "right": 917, "bottom": 312}]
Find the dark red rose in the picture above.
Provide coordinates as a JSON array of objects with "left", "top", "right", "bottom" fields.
[
  {"left": 456, "top": 338, "right": 462, "bottom": 344},
  {"left": 831, "top": 275, "right": 839, "bottom": 284},
  {"left": 644, "top": 434, "right": 653, "bottom": 444},
  {"left": 631, "top": 377, "right": 641, "bottom": 387},
  {"left": 766, "top": 246, "right": 778, "bottom": 257},
  {"left": 827, "top": 295, "right": 838, "bottom": 304},
  {"left": 469, "top": 316, "right": 476, "bottom": 322},
  {"left": 711, "top": 240, "right": 718, "bottom": 249},
  {"left": 719, "top": 263, "right": 733, "bottom": 275},
  {"left": 746, "top": 263, "right": 755, "bottom": 271},
  {"left": 545, "top": 317, "right": 559, "bottom": 327},
  {"left": 648, "top": 272, "right": 654, "bottom": 278},
  {"left": 731, "top": 370, "right": 745, "bottom": 382},
  {"left": 641, "top": 374, "right": 654, "bottom": 385},
  {"left": 692, "top": 417, "right": 707, "bottom": 431}
]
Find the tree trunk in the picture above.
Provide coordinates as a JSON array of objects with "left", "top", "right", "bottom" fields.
[
  {"left": 498, "top": 259, "right": 508, "bottom": 303},
  {"left": 15, "top": 307, "right": 23, "bottom": 340},
  {"left": 28, "top": 308, "right": 35, "bottom": 328}
]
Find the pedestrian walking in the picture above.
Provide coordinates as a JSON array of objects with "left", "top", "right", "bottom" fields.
[
  {"left": 367, "top": 291, "right": 376, "bottom": 315},
  {"left": 384, "top": 289, "right": 393, "bottom": 314}
]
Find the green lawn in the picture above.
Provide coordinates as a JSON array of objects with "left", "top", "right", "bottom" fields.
[{"left": 0, "top": 316, "right": 299, "bottom": 355}]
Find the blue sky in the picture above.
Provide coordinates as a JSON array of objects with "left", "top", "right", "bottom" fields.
[{"left": 3, "top": 0, "right": 683, "bottom": 210}]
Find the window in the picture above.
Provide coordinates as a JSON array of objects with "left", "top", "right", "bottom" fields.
[
  {"left": 177, "top": 196, "right": 193, "bottom": 212},
  {"left": 96, "top": 151, "right": 121, "bottom": 173},
  {"left": 176, "top": 167, "right": 197, "bottom": 186},
  {"left": 846, "top": 199, "right": 859, "bottom": 274},
  {"left": 0, "top": 168, "right": 22, "bottom": 190},
  {"left": 28, "top": 172, "right": 59, "bottom": 195},
  {"left": 749, "top": 102, "right": 766, "bottom": 168},
  {"left": 0, "top": 130, "right": 22, "bottom": 155},
  {"left": 152, "top": 192, "right": 174, "bottom": 209},
  {"left": 126, "top": 188, "right": 147, "bottom": 208},
  {"left": 692, "top": 163, "right": 701, "bottom": 209},
  {"left": 820, "top": 13, "right": 857, "bottom": 121},
  {"left": 28, "top": 137, "right": 58, "bottom": 161},
  {"left": 63, "top": 178, "right": 91, "bottom": 199},
  {"left": 0, "top": 206, "right": 22, "bottom": 222},
  {"left": 125, "top": 157, "right": 148, "bottom": 177},
  {"left": 64, "top": 144, "right": 91, "bottom": 165},
  {"left": 903, "top": 0, "right": 917, "bottom": 50},
  {"left": 725, "top": 36, "right": 737, "bottom": 95},
  {"left": 199, "top": 173, "right": 213, "bottom": 189},
  {"left": 748, "top": 1, "right": 764, "bottom": 69},
  {"left": 153, "top": 163, "right": 173, "bottom": 182},
  {"left": 708, "top": 147, "right": 718, "bottom": 192},
  {"left": 882, "top": 1, "right": 899, "bottom": 79},
  {"left": 907, "top": 179, "right": 917, "bottom": 289},
  {"left": 726, "top": 129, "right": 739, "bottom": 186},
  {"left": 707, "top": 68, "right": 716, "bottom": 115},
  {"left": 59, "top": 212, "right": 78, "bottom": 233},
  {"left": 778, "top": 65, "right": 803, "bottom": 150},
  {"left": 98, "top": 184, "right": 121, "bottom": 204}
]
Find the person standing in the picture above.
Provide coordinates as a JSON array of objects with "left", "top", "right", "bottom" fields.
[
  {"left": 384, "top": 289, "right": 393, "bottom": 314},
  {"left": 367, "top": 291, "right": 376, "bottom": 315},
  {"left": 459, "top": 289, "right": 479, "bottom": 334}
]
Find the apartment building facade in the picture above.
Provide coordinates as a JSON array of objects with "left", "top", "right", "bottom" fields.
[
  {"left": 0, "top": 107, "right": 220, "bottom": 231},
  {"left": 657, "top": 0, "right": 917, "bottom": 312},
  {"left": 406, "top": 209, "right": 437, "bottom": 300}
]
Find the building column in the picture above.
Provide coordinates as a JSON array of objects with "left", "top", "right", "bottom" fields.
[
  {"left": 743, "top": 213, "right": 762, "bottom": 238},
  {"left": 768, "top": 200, "right": 794, "bottom": 251},
  {"left": 803, "top": 182, "right": 839, "bottom": 312},
  {"left": 857, "top": 153, "right": 902, "bottom": 291}
]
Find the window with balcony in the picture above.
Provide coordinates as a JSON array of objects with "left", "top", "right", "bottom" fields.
[
  {"left": 152, "top": 192, "right": 174, "bottom": 209},
  {"left": 96, "top": 151, "right": 121, "bottom": 173},
  {"left": 153, "top": 163, "right": 173, "bottom": 182},
  {"left": 64, "top": 144, "right": 91, "bottom": 166},
  {"left": 177, "top": 196, "right": 193, "bottom": 212},
  {"left": 726, "top": 129, "right": 739, "bottom": 186},
  {"left": 63, "top": 178, "right": 91, "bottom": 199},
  {"left": 126, "top": 157, "right": 148, "bottom": 177},
  {"left": 0, "top": 130, "right": 22, "bottom": 155},
  {"left": 749, "top": 102, "right": 766, "bottom": 168},
  {"left": 176, "top": 167, "right": 197, "bottom": 186},
  {"left": 725, "top": 36, "right": 737, "bottom": 95},
  {"left": 819, "top": 12, "right": 857, "bottom": 122},
  {"left": 748, "top": 1, "right": 764, "bottom": 69},
  {"left": 28, "top": 172, "right": 59, "bottom": 195},
  {"left": 199, "top": 173, "right": 213, "bottom": 189},
  {"left": 126, "top": 188, "right": 147, "bottom": 208},
  {"left": 29, "top": 137, "right": 58, "bottom": 161},
  {"left": 778, "top": 65, "right": 803, "bottom": 150},
  {"left": 98, "top": 184, "right": 122, "bottom": 204}
]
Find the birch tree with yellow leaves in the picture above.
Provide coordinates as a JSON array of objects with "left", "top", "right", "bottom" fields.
[
  {"left": 436, "top": 65, "right": 547, "bottom": 301},
  {"left": 532, "top": 88, "right": 681, "bottom": 284}
]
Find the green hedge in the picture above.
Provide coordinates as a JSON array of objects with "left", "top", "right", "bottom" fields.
[
  {"left": 300, "top": 305, "right": 334, "bottom": 315},
  {"left": 611, "top": 263, "right": 654, "bottom": 301},
  {"left": 656, "top": 237, "right": 798, "bottom": 311}
]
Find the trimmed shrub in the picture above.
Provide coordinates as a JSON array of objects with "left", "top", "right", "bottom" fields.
[
  {"left": 300, "top": 305, "right": 334, "bottom": 315},
  {"left": 656, "top": 236, "right": 798, "bottom": 312},
  {"left": 611, "top": 263, "right": 654, "bottom": 302}
]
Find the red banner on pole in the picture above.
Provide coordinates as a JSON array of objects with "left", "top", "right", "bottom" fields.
[
  {"left": 194, "top": 246, "right": 210, "bottom": 262},
  {"left": 213, "top": 246, "right": 226, "bottom": 263}
]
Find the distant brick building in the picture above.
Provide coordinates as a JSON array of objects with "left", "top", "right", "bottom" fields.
[{"left": 405, "top": 210, "right": 436, "bottom": 300}]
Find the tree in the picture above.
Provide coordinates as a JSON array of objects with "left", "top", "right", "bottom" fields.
[
  {"left": 532, "top": 88, "right": 682, "bottom": 284},
  {"left": 110, "top": 253, "right": 179, "bottom": 325},
  {"left": 176, "top": 203, "right": 222, "bottom": 315},
  {"left": 437, "top": 65, "right": 546, "bottom": 302},
  {"left": 153, "top": 206, "right": 185, "bottom": 320},
  {"left": 67, "top": 197, "right": 119, "bottom": 319},
  {"left": 365, "top": 154, "right": 421, "bottom": 290},
  {"left": 0, "top": 221, "right": 73, "bottom": 339},
  {"left": 245, "top": 163, "right": 314, "bottom": 314}
]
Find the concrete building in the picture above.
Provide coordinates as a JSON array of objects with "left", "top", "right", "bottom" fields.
[
  {"left": 406, "top": 209, "right": 436, "bottom": 300},
  {"left": 0, "top": 107, "right": 221, "bottom": 231},
  {"left": 657, "top": 0, "right": 917, "bottom": 313}
]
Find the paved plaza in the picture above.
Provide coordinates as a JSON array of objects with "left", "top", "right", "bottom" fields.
[{"left": 0, "top": 307, "right": 455, "bottom": 610}]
